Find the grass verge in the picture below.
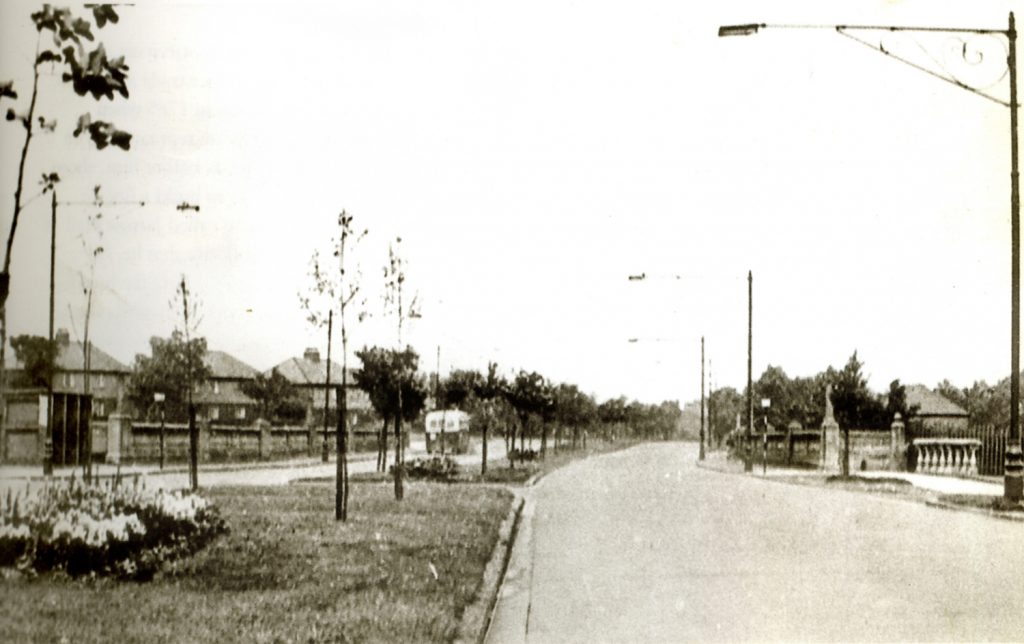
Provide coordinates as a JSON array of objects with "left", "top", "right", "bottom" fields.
[
  {"left": 340, "top": 439, "right": 641, "bottom": 487},
  {"left": 938, "top": 493, "right": 1024, "bottom": 514},
  {"left": 0, "top": 481, "right": 513, "bottom": 643}
]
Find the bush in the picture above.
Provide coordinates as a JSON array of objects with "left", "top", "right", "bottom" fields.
[
  {"left": 394, "top": 456, "right": 460, "bottom": 481},
  {"left": 509, "top": 448, "right": 539, "bottom": 462},
  {"left": 0, "top": 475, "right": 227, "bottom": 579}
]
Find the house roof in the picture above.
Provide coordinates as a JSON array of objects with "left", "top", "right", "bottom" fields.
[
  {"left": 905, "top": 384, "right": 968, "bottom": 417},
  {"left": 204, "top": 350, "right": 259, "bottom": 380},
  {"left": 5, "top": 339, "right": 129, "bottom": 373},
  {"left": 266, "top": 356, "right": 355, "bottom": 386}
]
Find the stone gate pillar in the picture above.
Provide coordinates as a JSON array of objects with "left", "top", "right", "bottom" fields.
[
  {"left": 821, "top": 384, "right": 840, "bottom": 472},
  {"left": 256, "top": 418, "right": 272, "bottom": 460},
  {"left": 890, "top": 413, "right": 906, "bottom": 471}
]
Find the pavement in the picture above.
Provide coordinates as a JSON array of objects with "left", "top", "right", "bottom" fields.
[
  {"left": 0, "top": 436, "right": 511, "bottom": 492},
  {"left": 706, "top": 452, "right": 1005, "bottom": 497},
  {"left": 486, "top": 442, "right": 1024, "bottom": 643}
]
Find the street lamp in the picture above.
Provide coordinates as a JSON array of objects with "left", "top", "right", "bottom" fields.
[{"left": 719, "top": 13, "right": 1023, "bottom": 503}]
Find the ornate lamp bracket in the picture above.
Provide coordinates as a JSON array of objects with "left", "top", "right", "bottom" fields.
[{"left": 836, "top": 25, "right": 1011, "bottom": 107}]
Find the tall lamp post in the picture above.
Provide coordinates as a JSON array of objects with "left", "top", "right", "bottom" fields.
[
  {"left": 719, "top": 13, "right": 1022, "bottom": 503},
  {"left": 700, "top": 336, "right": 706, "bottom": 461}
]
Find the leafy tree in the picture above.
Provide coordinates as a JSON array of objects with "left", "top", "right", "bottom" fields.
[
  {"left": 885, "top": 379, "right": 919, "bottom": 422},
  {"left": 830, "top": 351, "right": 887, "bottom": 430},
  {"left": 552, "top": 383, "right": 593, "bottom": 450},
  {"left": 125, "top": 331, "right": 211, "bottom": 422},
  {"left": 438, "top": 369, "right": 481, "bottom": 411},
  {"left": 508, "top": 370, "right": 550, "bottom": 463},
  {"left": 471, "top": 362, "right": 508, "bottom": 475},
  {"left": 708, "top": 386, "right": 743, "bottom": 447},
  {"left": 9, "top": 335, "right": 59, "bottom": 388},
  {"left": 1, "top": 5, "right": 131, "bottom": 437},
  {"left": 598, "top": 396, "right": 629, "bottom": 440},
  {"left": 352, "top": 345, "right": 427, "bottom": 473},
  {"left": 240, "top": 368, "right": 303, "bottom": 423}
]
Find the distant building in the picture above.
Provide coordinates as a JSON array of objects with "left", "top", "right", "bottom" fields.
[
  {"left": 266, "top": 348, "right": 372, "bottom": 424},
  {"left": 904, "top": 384, "right": 969, "bottom": 434},
  {"left": 194, "top": 350, "right": 260, "bottom": 424},
  {"left": 5, "top": 328, "right": 130, "bottom": 420}
]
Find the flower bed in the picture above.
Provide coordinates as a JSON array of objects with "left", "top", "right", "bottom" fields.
[
  {"left": 395, "top": 456, "right": 461, "bottom": 481},
  {"left": 0, "top": 476, "right": 228, "bottom": 579}
]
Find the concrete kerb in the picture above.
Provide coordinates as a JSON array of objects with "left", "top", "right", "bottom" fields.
[
  {"left": 695, "top": 457, "right": 1024, "bottom": 523},
  {"left": 455, "top": 492, "right": 526, "bottom": 644},
  {"left": 457, "top": 465, "right": 549, "bottom": 644},
  {"left": 924, "top": 498, "right": 1024, "bottom": 523}
]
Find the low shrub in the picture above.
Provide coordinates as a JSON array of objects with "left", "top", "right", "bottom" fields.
[
  {"left": 0, "top": 475, "right": 228, "bottom": 579},
  {"left": 394, "top": 456, "right": 460, "bottom": 481},
  {"left": 509, "top": 448, "right": 539, "bottom": 462}
]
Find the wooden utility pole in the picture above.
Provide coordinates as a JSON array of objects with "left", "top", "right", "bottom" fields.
[
  {"left": 181, "top": 277, "right": 198, "bottom": 491},
  {"left": 700, "top": 336, "right": 705, "bottom": 461},
  {"left": 745, "top": 270, "right": 753, "bottom": 472}
]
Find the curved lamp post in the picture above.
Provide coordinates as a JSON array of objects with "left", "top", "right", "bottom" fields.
[{"left": 719, "top": 14, "right": 1022, "bottom": 502}]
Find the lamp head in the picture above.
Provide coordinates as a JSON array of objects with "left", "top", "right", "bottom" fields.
[{"left": 718, "top": 23, "right": 762, "bottom": 37}]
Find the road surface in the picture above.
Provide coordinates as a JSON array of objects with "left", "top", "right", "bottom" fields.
[{"left": 489, "top": 442, "right": 1024, "bottom": 642}]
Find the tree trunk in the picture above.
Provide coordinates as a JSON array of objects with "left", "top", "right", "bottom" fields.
[
  {"left": 377, "top": 417, "right": 388, "bottom": 472},
  {"left": 336, "top": 380, "right": 347, "bottom": 521},
  {"left": 394, "top": 397, "right": 404, "bottom": 501},
  {"left": 481, "top": 410, "right": 488, "bottom": 477}
]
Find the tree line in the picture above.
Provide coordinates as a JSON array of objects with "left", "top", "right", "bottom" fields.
[{"left": 704, "top": 351, "right": 920, "bottom": 445}]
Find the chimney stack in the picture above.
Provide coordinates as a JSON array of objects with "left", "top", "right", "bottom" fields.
[
  {"left": 55, "top": 328, "right": 70, "bottom": 347},
  {"left": 303, "top": 347, "right": 320, "bottom": 363}
]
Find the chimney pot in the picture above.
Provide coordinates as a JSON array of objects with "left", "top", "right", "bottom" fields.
[{"left": 303, "top": 348, "right": 320, "bottom": 363}]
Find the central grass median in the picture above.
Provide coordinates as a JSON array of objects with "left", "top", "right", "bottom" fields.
[{"left": 1, "top": 481, "right": 513, "bottom": 643}]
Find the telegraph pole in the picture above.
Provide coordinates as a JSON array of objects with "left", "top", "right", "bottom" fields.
[
  {"left": 43, "top": 190, "right": 57, "bottom": 476},
  {"left": 700, "top": 336, "right": 705, "bottom": 460},
  {"left": 745, "top": 270, "right": 753, "bottom": 472}
]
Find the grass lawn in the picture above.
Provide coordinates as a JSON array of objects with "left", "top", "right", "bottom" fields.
[{"left": 0, "top": 481, "right": 513, "bottom": 643}]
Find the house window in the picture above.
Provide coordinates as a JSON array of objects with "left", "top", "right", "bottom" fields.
[
  {"left": 210, "top": 406, "right": 220, "bottom": 421},
  {"left": 98, "top": 374, "right": 105, "bottom": 387},
  {"left": 213, "top": 381, "right": 220, "bottom": 395},
  {"left": 93, "top": 401, "right": 105, "bottom": 417},
  {"left": 236, "top": 407, "right": 246, "bottom": 420}
]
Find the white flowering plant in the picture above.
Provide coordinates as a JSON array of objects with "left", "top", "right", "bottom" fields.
[{"left": 0, "top": 475, "right": 227, "bottom": 579}]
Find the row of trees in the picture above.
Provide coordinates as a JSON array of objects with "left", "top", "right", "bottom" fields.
[{"left": 704, "top": 351, "right": 918, "bottom": 445}]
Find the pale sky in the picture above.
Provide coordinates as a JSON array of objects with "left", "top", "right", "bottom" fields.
[{"left": 0, "top": 0, "right": 1019, "bottom": 404}]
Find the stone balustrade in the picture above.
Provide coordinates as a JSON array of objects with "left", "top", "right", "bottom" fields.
[{"left": 913, "top": 438, "right": 982, "bottom": 477}]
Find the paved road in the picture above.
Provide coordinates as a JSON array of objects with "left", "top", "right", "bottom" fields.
[{"left": 489, "top": 442, "right": 1024, "bottom": 643}]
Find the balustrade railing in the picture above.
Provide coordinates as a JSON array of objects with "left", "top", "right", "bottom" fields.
[{"left": 913, "top": 438, "right": 981, "bottom": 477}]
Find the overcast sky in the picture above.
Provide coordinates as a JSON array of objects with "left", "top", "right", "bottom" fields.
[{"left": 0, "top": 0, "right": 1019, "bottom": 404}]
